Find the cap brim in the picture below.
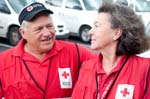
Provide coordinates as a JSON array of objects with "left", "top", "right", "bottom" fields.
[{"left": 24, "top": 9, "right": 53, "bottom": 21}]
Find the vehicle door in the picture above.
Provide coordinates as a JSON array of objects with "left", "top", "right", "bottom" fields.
[
  {"left": 61, "top": 0, "right": 85, "bottom": 33},
  {"left": 45, "top": 0, "right": 64, "bottom": 18},
  {"left": 0, "top": 0, "right": 11, "bottom": 37}
]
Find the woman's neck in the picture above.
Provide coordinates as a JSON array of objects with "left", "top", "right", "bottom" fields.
[{"left": 102, "top": 53, "right": 121, "bottom": 74}]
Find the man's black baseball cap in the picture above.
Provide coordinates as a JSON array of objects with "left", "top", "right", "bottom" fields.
[{"left": 19, "top": 2, "right": 53, "bottom": 24}]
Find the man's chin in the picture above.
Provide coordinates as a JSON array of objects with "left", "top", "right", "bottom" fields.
[
  {"left": 40, "top": 48, "right": 51, "bottom": 53},
  {"left": 40, "top": 43, "right": 53, "bottom": 51}
]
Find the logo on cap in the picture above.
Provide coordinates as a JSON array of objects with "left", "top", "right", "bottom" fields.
[{"left": 27, "top": 6, "right": 33, "bottom": 12}]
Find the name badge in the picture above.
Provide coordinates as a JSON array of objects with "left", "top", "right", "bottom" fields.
[
  {"left": 58, "top": 68, "right": 72, "bottom": 88},
  {"left": 115, "top": 84, "right": 134, "bottom": 99}
]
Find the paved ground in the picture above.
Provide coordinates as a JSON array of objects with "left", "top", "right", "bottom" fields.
[{"left": 0, "top": 43, "right": 12, "bottom": 52}]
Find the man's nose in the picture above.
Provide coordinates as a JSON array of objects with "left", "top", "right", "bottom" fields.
[{"left": 41, "top": 26, "right": 51, "bottom": 36}]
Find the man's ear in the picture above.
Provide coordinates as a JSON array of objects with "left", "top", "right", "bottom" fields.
[
  {"left": 19, "top": 28, "right": 25, "bottom": 39},
  {"left": 113, "top": 28, "right": 123, "bottom": 40}
]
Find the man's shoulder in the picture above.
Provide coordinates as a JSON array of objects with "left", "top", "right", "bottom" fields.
[
  {"left": 56, "top": 40, "right": 87, "bottom": 50},
  {"left": 56, "top": 40, "right": 77, "bottom": 47},
  {"left": 0, "top": 48, "right": 14, "bottom": 55},
  {"left": 0, "top": 48, "right": 15, "bottom": 69},
  {"left": 0, "top": 48, "right": 14, "bottom": 56},
  {"left": 55, "top": 40, "right": 95, "bottom": 57}
]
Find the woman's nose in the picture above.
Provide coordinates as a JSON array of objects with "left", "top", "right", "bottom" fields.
[{"left": 88, "top": 28, "right": 93, "bottom": 35}]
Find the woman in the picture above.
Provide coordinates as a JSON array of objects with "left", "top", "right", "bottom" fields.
[{"left": 72, "top": 2, "right": 150, "bottom": 99}]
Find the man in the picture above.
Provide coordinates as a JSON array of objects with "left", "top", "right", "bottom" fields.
[{"left": 0, "top": 2, "right": 96, "bottom": 99}]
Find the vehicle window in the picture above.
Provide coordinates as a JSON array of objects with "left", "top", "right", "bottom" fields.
[
  {"left": 65, "top": 0, "right": 83, "bottom": 10},
  {"left": 83, "top": 0, "right": 103, "bottom": 10},
  {"left": 8, "top": 0, "right": 35, "bottom": 13},
  {"left": 146, "top": 23, "right": 150, "bottom": 36},
  {"left": 115, "top": 0, "right": 128, "bottom": 6},
  {"left": 0, "top": 0, "right": 10, "bottom": 14},
  {"left": 45, "top": 0, "right": 62, "bottom": 7},
  {"left": 135, "top": 0, "right": 150, "bottom": 12}
]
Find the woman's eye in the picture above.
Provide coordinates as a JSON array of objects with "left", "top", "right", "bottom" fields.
[
  {"left": 94, "top": 21, "right": 101, "bottom": 28},
  {"left": 95, "top": 24, "right": 99, "bottom": 28}
]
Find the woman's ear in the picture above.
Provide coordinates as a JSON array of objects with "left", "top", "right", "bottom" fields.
[{"left": 113, "top": 28, "right": 123, "bottom": 40}]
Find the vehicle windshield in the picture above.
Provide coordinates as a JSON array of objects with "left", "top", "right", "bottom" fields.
[
  {"left": 135, "top": 0, "right": 150, "bottom": 12},
  {"left": 8, "top": 0, "right": 35, "bottom": 13},
  {"left": 83, "top": 0, "right": 103, "bottom": 10}
]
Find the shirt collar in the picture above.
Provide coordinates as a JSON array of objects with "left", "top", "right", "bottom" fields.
[
  {"left": 96, "top": 53, "right": 127, "bottom": 74},
  {"left": 12, "top": 39, "right": 64, "bottom": 57}
]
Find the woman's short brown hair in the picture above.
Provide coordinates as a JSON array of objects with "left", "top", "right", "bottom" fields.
[{"left": 98, "top": 2, "right": 150, "bottom": 55}]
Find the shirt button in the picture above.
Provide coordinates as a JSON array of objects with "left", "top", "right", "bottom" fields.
[{"left": 104, "top": 84, "right": 107, "bottom": 87}]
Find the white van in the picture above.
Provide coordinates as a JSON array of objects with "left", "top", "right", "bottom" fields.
[
  {"left": 44, "top": 0, "right": 102, "bottom": 43},
  {"left": 0, "top": 0, "right": 69, "bottom": 45}
]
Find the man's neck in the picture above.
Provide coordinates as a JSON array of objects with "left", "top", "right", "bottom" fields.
[{"left": 24, "top": 44, "right": 48, "bottom": 61}]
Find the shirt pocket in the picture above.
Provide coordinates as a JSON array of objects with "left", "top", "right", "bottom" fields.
[
  {"left": 4, "top": 84, "right": 24, "bottom": 99},
  {"left": 16, "top": 79, "right": 43, "bottom": 99}
]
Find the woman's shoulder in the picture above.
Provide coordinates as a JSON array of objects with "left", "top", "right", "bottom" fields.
[
  {"left": 132, "top": 55, "right": 150, "bottom": 63},
  {"left": 129, "top": 55, "right": 150, "bottom": 70},
  {"left": 81, "top": 58, "right": 98, "bottom": 70}
]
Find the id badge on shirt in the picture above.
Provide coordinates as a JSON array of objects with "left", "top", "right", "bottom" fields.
[{"left": 58, "top": 68, "right": 72, "bottom": 88}]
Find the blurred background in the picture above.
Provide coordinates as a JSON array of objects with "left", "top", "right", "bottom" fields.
[{"left": 0, "top": 0, "right": 150, "bottom": 57}]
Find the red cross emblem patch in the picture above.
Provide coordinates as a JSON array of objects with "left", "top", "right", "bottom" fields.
[
  {"left": 27, "top": 6, "right": 33, "bottom": 11},
  {"left": 115, "top": 84, "right": 134, "bottom": 99},
  {"left": 58, "top": 68, "right": 72, "bottom": 88}
]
